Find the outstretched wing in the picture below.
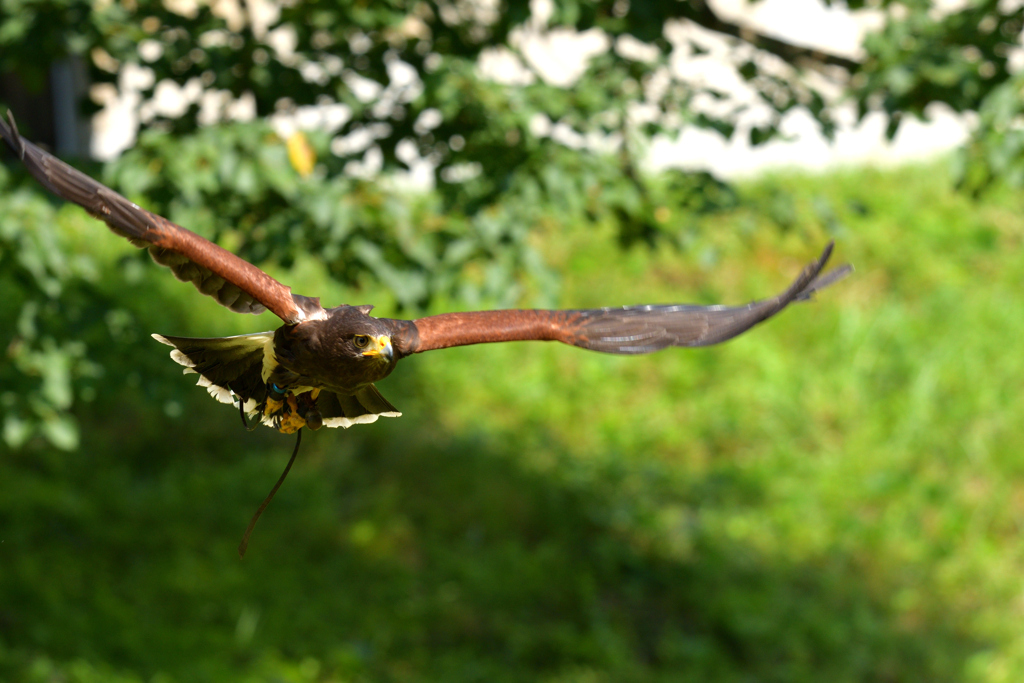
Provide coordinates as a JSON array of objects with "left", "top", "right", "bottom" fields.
[
  {"left": 0, "top": 111, "right": 324, "bottom": 324},
  {"left": 389, "top": 242, "right": 850, "bottom": 355}
]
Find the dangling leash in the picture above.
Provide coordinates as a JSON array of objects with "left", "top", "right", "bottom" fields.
[{"left": 238, "top": 429, "right": 302, "bottom": 558}]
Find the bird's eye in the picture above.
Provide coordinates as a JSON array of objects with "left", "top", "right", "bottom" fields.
[{"left": 353, "top": 335, "right": 370, "bottom": 348}]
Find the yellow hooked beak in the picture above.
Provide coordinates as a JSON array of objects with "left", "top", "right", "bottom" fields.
[{"left": 361, "top": 335, "right": 394, "bottom": 362}]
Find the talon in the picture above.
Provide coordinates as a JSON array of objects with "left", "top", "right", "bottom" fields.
[
  {"left": 277, "top": 393, "right": 306, "bottom": 434},
  {"left": 264, "top": 397, "right": 284, "bottom": 417},
  {"left": 277, "top": 415, "right": 305, "bottom": 434}
]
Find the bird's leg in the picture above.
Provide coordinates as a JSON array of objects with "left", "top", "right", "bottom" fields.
[
  {"left": 263, "top": 382, "right": 287, "bottom": 419},
  {"left": 277, "top": 393, "right": 306, "bottom": 434}
]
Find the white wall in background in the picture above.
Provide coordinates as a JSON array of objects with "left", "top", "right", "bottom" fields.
[
  {"left": 91, "top": 0, "right": 972, "bottom": 177},
  {"left": 647, "top": 0, "right": 970, "bottom": 177}
]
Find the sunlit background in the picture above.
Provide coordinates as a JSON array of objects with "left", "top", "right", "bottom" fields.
[{"left": 3, "top": 0, "right": 1024, "bottom": 681}]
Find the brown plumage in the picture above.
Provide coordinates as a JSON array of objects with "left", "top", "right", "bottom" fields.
[{"left": 2, "top": 110, "right": 851, "bottom": 553}]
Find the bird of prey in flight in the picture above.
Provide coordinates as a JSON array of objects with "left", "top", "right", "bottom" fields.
[{"left": 1, "top": 111, "right": 851, "bottom": 553}]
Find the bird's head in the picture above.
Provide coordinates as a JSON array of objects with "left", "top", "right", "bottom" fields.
[
  {"left": 273, "top": 305, "right": 400, "bottom": 394},
  {"left": 319, "top": 308, "right": 397, "bottom": 368},
  {"left": 350, "top": 332, "right": 394, "bottom": 363}
]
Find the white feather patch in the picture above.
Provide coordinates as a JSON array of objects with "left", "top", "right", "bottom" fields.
[
  {"left": 169, "top": 349, "right": 196, "bottom": 367},
  {"left": 207, "top": 385, "right": 235, "bottom": 405},
  {"left": 196, "top": 374, "right": 235, "bottom": 405},
  {"left": 295, "top": 307, "right": 329, "bottom": 323},
  {"left": 322, "top": 411, "right": 402, "bottom": 429}
]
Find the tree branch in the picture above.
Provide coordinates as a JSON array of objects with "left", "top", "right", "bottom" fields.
[{"left": 689, "top": 3, "right": 861, "bottom": 73}]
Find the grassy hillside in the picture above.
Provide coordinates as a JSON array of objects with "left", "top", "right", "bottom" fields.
[{"left": 3, "top": 162, "right": 1024, "bottom": 682}]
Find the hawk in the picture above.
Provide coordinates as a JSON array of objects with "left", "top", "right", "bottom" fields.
[{"left": 1, "top": 111, "right": 851, "bottom": 553}]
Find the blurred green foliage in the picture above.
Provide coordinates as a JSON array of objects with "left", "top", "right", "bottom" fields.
[
  {"left": 4, "top": 0, "right": 1024, "bottom": 680},
  {"left": 3, "top": 162, "right": 1024, "bottom": 681}
]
